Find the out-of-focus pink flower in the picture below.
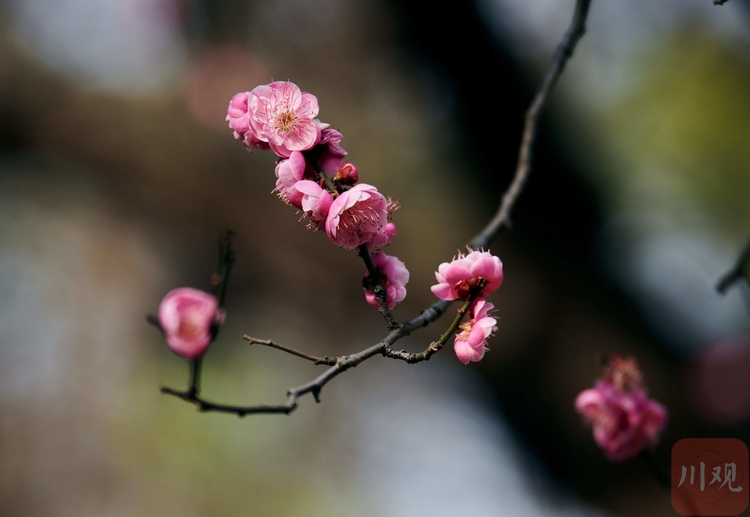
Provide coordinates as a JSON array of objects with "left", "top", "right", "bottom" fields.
[
  {"left": 367, "top": 222, "right": 397, "bottom": 250},
  {"left": 296, "top": 179, "right": 334, "bottom": 230},
  {"left": 325, "top": 183, "right": 388, "bottom": 249},
  {"left": 247, "top": 81, "right": 320, "bottom": 158},
  {"left": 363, "top": 252, "right": 409, "bottom": 310},
  {"left": 317, "top": 127, "right": 347, "bottom": 174},
  {"left": 158, "top": 287, "right": 223, "bottom": 361},
  {"left": 454, "top": 299, "right": 497, "bottom": 365},
  {"left": 575, "top": 356, "right": 668, "bottom": 461},
  {"left": 226, "top": 91, "right": 271, "bottom": 150},
  {"left": 274, "top": 151, "right": 307, "bottom": 208},
  {"left": 431, "top": 250, "right": 504, "bottom": 301}
]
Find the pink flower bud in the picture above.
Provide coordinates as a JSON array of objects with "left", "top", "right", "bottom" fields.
[
  {"left": 453, "top": 299, "right": 497, "bottom": 364},
  {"left": 575, "top": 355, "right": 668, "bottom": 461},
  {"left": 226, "top": 92, "right": 270, "bottom": 150},
  {"left": 158, "top": 288, "right": 223, "bottom": 360},
  {"left": 247, "top": 81, "right": 321, "bottom": 158},
  {"left": 366, "top": 222, "right": 397, "bottom": 250},
  {"left": 335, "top": 162, "right": 358, "bottom": 186},
  {"left": 274, "top": 151, "right": 307, "bottom": 208},
  {"left": 325, "top": 183, "right": 389, "bottom": 249},
  {"left": 430, "top": 250, "right": 504, "bottom": 301},
  {"left": 363, "top": 252, "right": 409, "bottom": 310}
]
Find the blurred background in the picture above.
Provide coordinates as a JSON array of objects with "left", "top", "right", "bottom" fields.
[{"left": 1, "top": 0, "right": 749, "bottom": 515}]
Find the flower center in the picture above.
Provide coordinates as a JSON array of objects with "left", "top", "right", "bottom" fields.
[
  {"left": 275, "top": 111, "right": 296, "bottom": 132},
  {"left": 339, "top": 206, "right": 381, "bottom": 235},
  {"left": 455, "top": 278, "right": 484, "bottom": 301}
]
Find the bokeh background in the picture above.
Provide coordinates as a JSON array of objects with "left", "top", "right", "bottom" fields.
[{"left": 1, "top": 0, "right": 750, "bottom": 515}]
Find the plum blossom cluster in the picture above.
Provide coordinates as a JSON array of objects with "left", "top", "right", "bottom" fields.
[
  {"left": 431, "top": 250, "right": 503, "bottom": 364},
  {"left": 227, "top": 81, "right": 408, "bottom": 311},
  {"left": 575, "top": 355, "right": 668, "bottom": 461}
]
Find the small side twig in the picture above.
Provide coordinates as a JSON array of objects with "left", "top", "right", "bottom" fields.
[
  {"left": 160, "top": 387, "right": 296, "bottom": 416},
  {"left": 243, "top": 336, "right": 337, "bottom": 365},
  {"left": 717, "top": 239, "right": 750, "bottom": 294}
]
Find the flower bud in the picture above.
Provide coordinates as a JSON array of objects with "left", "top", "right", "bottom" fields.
[
  {"left": 158, "top": 287, "right": 223, "bottom": 360},
  {"left": 335, "top": 162, "right": 359, "bottom": 186}
]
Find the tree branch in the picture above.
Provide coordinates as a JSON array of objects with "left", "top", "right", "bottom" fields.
[
  {"left": 159, "top": 0, "right": 593, "bottom": 416},
  {"left": 243, "top": 335, "right": 337, "bottom": 365},
  {"left": 714, "top": 0, "right": 729, "bottom": 5},
  {"left": 717, "top": 239, "right": 750, "bottom": 294},
  {"left": 471, "top": 0, "right": 592, "bottom": 250}
]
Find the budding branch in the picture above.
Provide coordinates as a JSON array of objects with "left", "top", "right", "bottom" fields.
[{"left": 159, "top": 0, "right": 593, "bottom": 416}]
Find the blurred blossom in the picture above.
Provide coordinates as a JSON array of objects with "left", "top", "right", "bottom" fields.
[
  {"left": 687, "top": 338, "right": 750, "bottom": 426},
  {"left": 158, "top": 287, "right": 223, "bottom": 360},
  {"left": 10, "top": 0, "right": 188, "bottom": 95},
  {"left": 186, "top": 45, "right": 269, "bottom": 131},
  {"left": 575, "top": 356, "right": 667, "bottom": 461}
]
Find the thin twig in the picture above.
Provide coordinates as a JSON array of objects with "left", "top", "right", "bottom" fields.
[
  {"left": 161, "top": 387, "right": 296, "bottom": 415},
  {"left": 188, "top": 358, "right": 202, "bottom": 398},
  {"left": 212, "top": 230, "right": 235, "bottom": 308},
  {"left": 471, "top": 0, "right": 592, "bottom": 250},
  {"left": 160, "top": 0, "right": 593, "bottom": 416},
  {"left": 640, "top": 450, "right": 671, "bottom": 488},
  {"left": 243, "top": 336, "right": 337, "bottom": 365},
  {"left": 717, "top": 239, "right": 750, "bottom": 294}
]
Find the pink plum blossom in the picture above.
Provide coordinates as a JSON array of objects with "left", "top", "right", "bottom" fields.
[
  {"left": 274, "top": 151, "right": 307, "bottom": 208},
  {"left": 158, "top": 287, "right": 224, "bottom": 361},
  {"left": 366, "top": 222, "right": 397, "bottom": 250},
  {"left": 317, "top": 127, "right": 348, "bottom": 174},
  {"left": 575, "top": 356, "right": 668, "bottom": 461},
  {"left": 453, "top": 299, "right": 497, "bottom": 365},
  {"left": 296, "top": 180, "right": 333, "bottom": 230},
  {"left": 363, "top": 252, "right": 409, "bottom": 310},
  {"left": 226, "top": 92, "right": 270, "bottom": 150},
  {"left": 431, "top": 250, "right": 504, "bottom": 301},
  {"left": 248, "top": 81, "right": 320, "bottom": 158},
  {"left": 325, "top": 183, "right": 389, "bottom": 249}
]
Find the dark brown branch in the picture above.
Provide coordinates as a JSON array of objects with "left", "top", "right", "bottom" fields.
[
  {"left": 717, "top": 239, "right": 750, "bottom": 294},
  {"left": 714, "top": 0, "right": 729, "bottom": 5},
  {"left": 471, "top": 0, "right": 592, "bottom": 250},
  {"left": 146, "top": 314, "right": 163, "bottom": 333},
  {"left": 161, "top": 387, "right": 296, "bottom": 416},
  {"left": 161, "top": 0, "right": 592, "bottom": 416},
  {"left": 243, "top": 335, "right": 337, "bottom": 365}
]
